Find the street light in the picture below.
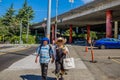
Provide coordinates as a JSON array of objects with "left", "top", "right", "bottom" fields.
[
  {"left": 46, "top": 0, "right": 51, "bottom": 39},
  {"left": 55, "top": 0, "right": 58, "bottom": 40}
]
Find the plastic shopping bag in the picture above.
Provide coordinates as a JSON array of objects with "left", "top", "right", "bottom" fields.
[{"left": 63, "top": 57, "right": 75, "bottom": 69}]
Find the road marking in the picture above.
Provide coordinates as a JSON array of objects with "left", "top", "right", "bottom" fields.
[{"left": 111, "top": 59, "right": 120, "bottom": 64}]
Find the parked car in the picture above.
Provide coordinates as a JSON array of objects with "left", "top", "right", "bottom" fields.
[{"left": 94, "top": 38, "right": 120, "bottom": 49}]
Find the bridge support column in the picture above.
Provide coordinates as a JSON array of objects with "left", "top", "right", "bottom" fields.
[
  {"left": 52, "top": 24, "right": 55, "bottom": 41},
  {"left": 87, "top": 25, "right": 90, "bottom": 43},
  {"left": 69, "top": 25, "right": 73, "bottom": 43},
  {"left": 106, "top": 10, "right": 112, "bottom": 38},
  {"left": 114, "top": 21, "right": 118, "bottom": 39}
]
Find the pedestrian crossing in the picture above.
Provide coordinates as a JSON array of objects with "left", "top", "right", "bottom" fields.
[{"left": 6, "top": 54, "right": 87, "bottom": 70}]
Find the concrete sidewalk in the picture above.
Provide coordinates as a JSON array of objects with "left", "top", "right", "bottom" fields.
[{"left": 0, "top": 45, "right": 95, "bottom": 80}]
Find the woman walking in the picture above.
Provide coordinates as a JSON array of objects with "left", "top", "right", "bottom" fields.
[{"left": 55, "top": 37, "right": 69, "bottom": 79}]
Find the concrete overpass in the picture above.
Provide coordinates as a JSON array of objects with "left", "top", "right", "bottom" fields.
[{"left": 31, "top": 0, "right": 120, "bottom": 43}]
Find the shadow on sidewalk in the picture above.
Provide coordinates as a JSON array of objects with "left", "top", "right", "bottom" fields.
[{"left": 20, "top": 74, "right": 55, "bottom": 80}]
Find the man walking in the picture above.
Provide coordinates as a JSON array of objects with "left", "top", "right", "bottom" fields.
[{"left": 35, "top": 37, "right": 54, "bottom": 80}]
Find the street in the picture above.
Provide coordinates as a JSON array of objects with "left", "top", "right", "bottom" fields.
[{"left": 0, "top": 47, "right": 37, "bottom": 72}]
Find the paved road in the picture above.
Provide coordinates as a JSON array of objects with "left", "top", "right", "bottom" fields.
[
  {"left": 72, "top": 45, "right": 120, "bottom": 80},
  {"left": 0, "top": 47, "right": 37, "bottom": 72}
]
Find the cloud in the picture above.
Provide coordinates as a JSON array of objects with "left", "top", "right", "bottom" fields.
[{"left": 81, "top": 0, "right": 94, "bottom": 4}]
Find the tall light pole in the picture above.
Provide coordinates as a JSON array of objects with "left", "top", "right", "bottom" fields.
[
  {"left": 55, "top": 0, "right": 58, "bottom": 40},
  {"left": 46, "top": 0, "right": 51, "bottom": 39}
]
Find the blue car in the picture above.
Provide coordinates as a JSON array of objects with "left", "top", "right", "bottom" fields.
[{"left": 94, "top": 38, "right": 120, "bottom": 49}]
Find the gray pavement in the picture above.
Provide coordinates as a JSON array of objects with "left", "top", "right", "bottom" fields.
[
  {"left": 0, "top": 45, "right": 95, "bottom": 80},
  {"left": 72, "top": 45, "right": 120, "bottom": 80}
]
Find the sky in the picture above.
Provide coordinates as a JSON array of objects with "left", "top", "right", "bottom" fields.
[{"left": 0, "top": 0, "right": 93, "bottom": 23}]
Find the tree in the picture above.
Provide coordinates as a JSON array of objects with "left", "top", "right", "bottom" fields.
[
  {"left": 16, "top": 0, "right": 34, "bottom": 27},
  {"left": 63, "top": 29, "right": 76, "bottom": 37},
  {"left": 1, "top": 4, "right": 15, "bottom": 26},
  {"left": 0, "top": 17, "right": 9, "bottom": 42},
  {"left": 0, "top": 0, "right": 34, "bottom": 43},
  {"left": 16, "top": 0, "right": 34, "bottom": 43},
  {"left": 1, "top": 4, "right": 20, "bottom": 36}
]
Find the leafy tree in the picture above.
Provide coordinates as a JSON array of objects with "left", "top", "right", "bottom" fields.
[
  {"left": 1, "top": 4, "right": 15, "bottom": 26},
  {"left": 0, "top": 0, "right": 34, "bottom": 43},
  {"left": 16, "top": 0, "right": 34, "bottom": 27},
  {"left": 16, "top": 0, "right": 34, "bottom": 43},
  {"left": 0, "top": 17, "right": 9, "bottom": 42},
  {"left": 1, "top": 4, "right": 20, "bottom": 36},
  {"left": 63, "top": 29, "right": 76, "bottom": 37}
]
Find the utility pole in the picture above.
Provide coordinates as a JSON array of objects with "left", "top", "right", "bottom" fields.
[
  {"left": 55, "top": 0, "right": 58, "bottom": 40},
  {"left": 46, "top": 0, "right": 51, "bottom": 39}
]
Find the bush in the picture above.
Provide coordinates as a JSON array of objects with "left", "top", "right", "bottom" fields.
[
  {"left": 22, "top": 34, "right": 36, "bottom": 44},
  {"left": 9, "top": 34, "right": 36, "bottom": 44},
  {"left": 9, "top": 35, "right": 19, "bottom": 44},
  {"left": 0, "top": 36, "right": 2, "bottom": 41}
]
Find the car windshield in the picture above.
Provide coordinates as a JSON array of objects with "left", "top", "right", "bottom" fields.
[
  {"left": 102, "top": 39, "right": 111, "bottom": 41},
  {"left": 111, "top": 38, "right": 120, "bottom": 41},
  {"left": 101, "top": 38, "right": 120, "bottom": 42}
]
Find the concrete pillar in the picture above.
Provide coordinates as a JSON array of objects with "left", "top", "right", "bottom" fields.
[
  {"left": 69, "top": 25, "right": 73, "bottom": 43},
  {"left": 114, "top": 21, "right": 118, "bottom": 39},
  {"left": 52, "top": 24, "right": 55, "bottom": 41},
  {"left": 87, "top": 25, "right": 90, "bottom": 43},
  {"left": 106, "top": 10, "right": 112, "bottom": 38}
]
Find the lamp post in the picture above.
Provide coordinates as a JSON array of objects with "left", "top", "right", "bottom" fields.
[
  {"left": 46, "top": 0, "right": 51, "bottom": 39},
  {"left": 55, "top": 0, "right": 58, "bottom": 40}
]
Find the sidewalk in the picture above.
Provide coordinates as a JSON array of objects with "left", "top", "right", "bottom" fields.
[{"left": 0, "top": 45, "right": 95, "bottom": 80}]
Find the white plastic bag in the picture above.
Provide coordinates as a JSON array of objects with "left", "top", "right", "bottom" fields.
[{"left": 63, "top": 57, "right": 75, "bottom": 69}]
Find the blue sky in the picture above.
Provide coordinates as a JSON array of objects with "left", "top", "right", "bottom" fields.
[{"left": 0, "top": 0, "right": 93, "bottom": 23}]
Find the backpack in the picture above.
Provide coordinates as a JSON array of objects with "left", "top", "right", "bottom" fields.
[{"left": 39, "top": 44, "right": 52, "bottom": 58}]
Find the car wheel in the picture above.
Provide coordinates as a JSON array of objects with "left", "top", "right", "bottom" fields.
[{"left": 100, "top": 45, "right": 106, "bottom": 49}]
